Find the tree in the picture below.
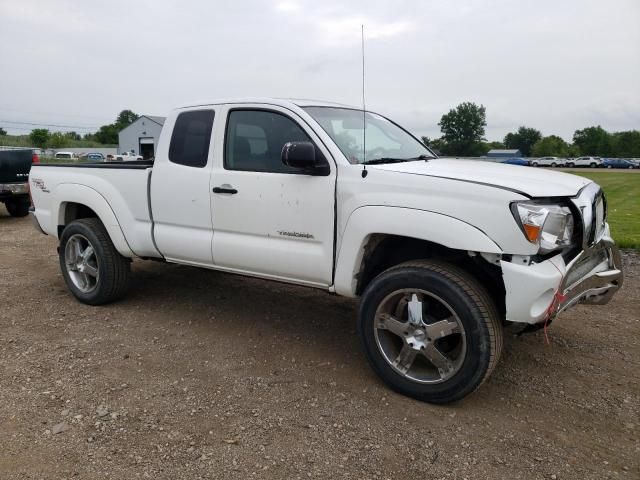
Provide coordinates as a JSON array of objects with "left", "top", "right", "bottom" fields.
[
  {"left": 531, "top": 135, "right": 570, "bottom": 157},
  {"left": 421, "top": 136, "right": 449, "bottom": 155},
  {"left": 503, "top": 126, "right": 542, "bottom": 157},
  {"left": 486, "top": 141, "right": 505, "bottom": 150},
  {"left": 438, "top": 102, "right": 486, "bottom": 156},
  {"left": 572, "top": 126, "right": 612, "bottom": 156},
  {"left": 29, "top": 128, "right": 50, "bottom": 148},
  {"left": 611, "top": 130, "right": 640, "bottom": 157},
  {"left": 0, "top": 127, "right": 6, "bottom": 136},
  {"left": 115, "top": 110, "right": 139, "bottom": 130},
  {"left": 48, "top": 132, "right": 70, "bottom": 148},
  {"left": 94, "top": 124, "right": 119, "bottom": 144},
  {"left": 64, "top": 131, "right": 81, "bottom": 141},
  {"left": 91, "top": 109, "right": 139, "bottom": 145}
]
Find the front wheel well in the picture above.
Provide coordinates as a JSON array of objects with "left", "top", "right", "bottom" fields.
[
  {"left": 58, "top": 202, "right": 99, "bottom": 237},
  {"left": 355, "top": 234, "right": 506, "bottom": 319}
]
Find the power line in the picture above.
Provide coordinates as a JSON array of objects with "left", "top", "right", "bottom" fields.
[{"left": 0, "top": 119, "right": 99, "bottom": 130}]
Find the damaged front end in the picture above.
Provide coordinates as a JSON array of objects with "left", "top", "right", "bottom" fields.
[{"left": 499, "top": 182, "right": 623, "bottom": 325}]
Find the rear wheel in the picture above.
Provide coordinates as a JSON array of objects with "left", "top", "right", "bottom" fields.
[
  {"left": 358, "top": 260, "right": 503, "bottom": 404},
  {"left": 5, "top": 199, "right": 30, "bottom": 217},
  {"left": 551, "top": 162, "right": 557, "bottom": 167},
  {"left": 531, "top": 162, "right": 538, "bottom": 167},
  {"left": 590, "top": 162, "right": 597, "bottom": 168},
  {"left": 59, "top": 218, "right": 130, "bottom": 305},
  {"left": 567, "top": 162, "right": 575, "bottom": 167}
]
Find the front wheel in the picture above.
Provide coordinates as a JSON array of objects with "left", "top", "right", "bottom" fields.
[
  {"left": 358, "top": 260, "right": 503, "bottom": 404},
  {"left": 59, "top": 218, "right": 130, "bottom": 305},
  {"left": 590, "top": 162, "right": 597, "bottom": 168}
]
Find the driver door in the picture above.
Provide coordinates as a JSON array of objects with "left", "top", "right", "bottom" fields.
[{"left": 210, "top": 105, "right": 336, "bottom": 286}]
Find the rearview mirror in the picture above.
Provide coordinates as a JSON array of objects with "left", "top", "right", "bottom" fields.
[{"left": 281, "top": 141, "right": 317, "bottom": 169}]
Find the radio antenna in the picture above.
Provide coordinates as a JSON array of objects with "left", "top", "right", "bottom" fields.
[{"left": 361, "top": 24, "right": 368, "bottom": 178}]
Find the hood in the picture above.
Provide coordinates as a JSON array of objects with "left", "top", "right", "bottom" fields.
[{"left": 368, "top": 158, "right": 592, "bottom": 198}]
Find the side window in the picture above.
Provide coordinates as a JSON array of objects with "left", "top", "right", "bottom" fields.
[
  {"left": 225, "top": 109, "right": 314, "bottom": 173},
  {"left": 169, "top": 110, "right": 215, "bottom": 168}
]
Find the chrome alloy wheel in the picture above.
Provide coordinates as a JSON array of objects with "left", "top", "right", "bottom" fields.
[
  {"left": 64, "top": 234, "right": 99, "bottom": 293},
  {"left": 374, "top": 289, "right": 467, "bottom": 384}
]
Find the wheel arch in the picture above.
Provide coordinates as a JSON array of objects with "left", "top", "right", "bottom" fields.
[
  {"left": 53, "top": 184, "right": 134, "bottom": 257},
  {"left": 334, "top": 206, "right": 505, "bottom": 317}
]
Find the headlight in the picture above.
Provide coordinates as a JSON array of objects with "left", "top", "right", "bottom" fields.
[{"left": 512, "top": 201, "right": 574, "bottom": 254}]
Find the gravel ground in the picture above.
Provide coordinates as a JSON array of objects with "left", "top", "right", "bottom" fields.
[{"left": 1, "top": 207, "right": 638, "bottom": 480}]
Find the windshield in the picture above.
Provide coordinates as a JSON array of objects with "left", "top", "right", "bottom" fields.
[{"left": 304, "top": 106, "right": 435, "bottom": 164}]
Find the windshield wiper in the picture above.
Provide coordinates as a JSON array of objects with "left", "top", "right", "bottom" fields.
[
  {"left": 363, "top": 155, "right": 435, "bottom": 165},
  {"left": 363, "top": 157, "right": 418, "bottom": 165}
]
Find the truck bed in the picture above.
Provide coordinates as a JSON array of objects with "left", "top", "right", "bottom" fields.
[{"left": 30, "top": 161, "right": 160, "bottom": 258}]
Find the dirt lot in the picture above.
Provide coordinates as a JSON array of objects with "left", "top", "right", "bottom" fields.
[{"left": 1, "top": 207, "right": 638, "bottom": 480}]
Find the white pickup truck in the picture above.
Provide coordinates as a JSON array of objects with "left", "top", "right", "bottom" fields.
[{"left": 29, "top": 98, "right": 623, "bottom": 404}]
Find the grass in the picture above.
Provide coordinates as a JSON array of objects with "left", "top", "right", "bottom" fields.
[{"left": 566, "top": 171, "right": 640, "bottom": 249}]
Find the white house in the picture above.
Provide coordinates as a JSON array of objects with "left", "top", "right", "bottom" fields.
[{"left": 118, "top": 115, "right": 165, "bottom": 159}]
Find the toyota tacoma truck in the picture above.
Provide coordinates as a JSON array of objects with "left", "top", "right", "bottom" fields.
[
  {"left": 1, "top": 148, "right": 39, "bottom": 217},
  {"left": 29, "top": 98, "right": 623, "bottom": 403}
]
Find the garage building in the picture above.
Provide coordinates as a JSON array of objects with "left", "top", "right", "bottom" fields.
[{"left": 118, "top": 115, "right": 166, "bottom": 159}]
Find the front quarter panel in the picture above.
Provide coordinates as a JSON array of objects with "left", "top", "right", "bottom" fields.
[{"left": 333, "top": 205, "right": 502, "bottom": 296}]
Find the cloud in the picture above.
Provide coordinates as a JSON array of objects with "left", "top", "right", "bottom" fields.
[
  {"left": 275, "top": 0, "right": 301, "bottom": 12},
  {"left": 273, "top": 0, "right": 415, "bottom": 46},
  {"left": 0, "top": 0, "right": 637, "bottom": 139}
]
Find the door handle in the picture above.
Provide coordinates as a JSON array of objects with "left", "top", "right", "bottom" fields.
[{"left": 212, "top": 186, "right": 238, "bottom": 194}]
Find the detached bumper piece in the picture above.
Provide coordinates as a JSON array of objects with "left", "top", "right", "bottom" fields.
[{"left": 554, "top": 236, "right": 622, "bottom": 315}]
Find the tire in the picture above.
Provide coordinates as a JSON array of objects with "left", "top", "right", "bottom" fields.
[
  {"left": 607, "top": 165, "right": 612, "bottom": 169},
  {"left": 567, "top": 162, "right": 574, "bottom": 168},
  {"left": 590, "top": 162, "right": 597, "bottom": 168},
  {"left": 5, "top": 199, "right": 30, "bottom": 217},
  {"left": 358, "top": 260, "right": 503, "bottom": 404},
  {"left": 58, "top": 218, "right": 130, "bottom": 305},
  {"left": 532, "top": 162, "right": 538, "bottom": 167},
  {"left": 551, "top": 163, "right": 557, "bottom": 168}
]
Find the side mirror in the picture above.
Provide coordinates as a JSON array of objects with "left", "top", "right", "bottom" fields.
[{"left": 281, "top": 141, "right": 317, "bottom": 169}]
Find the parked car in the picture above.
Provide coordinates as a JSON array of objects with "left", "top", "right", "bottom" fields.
[
  {"left": 115, "top": 152, "right": 143, "bottom": 161},
  {"left": 29, "top": 98, "right": 623, "bottom": 404},
  {"left": 54, "top": 151, "right": 76, "bottom": 160},
  {"left": 0, "top": 148, "right": 39, "bottom": 217},
  {"left": 603, "top": 158, "right": 637, "bottom": 169},
  {"left": 81, "top": 153, "right": 106, "bottom": 162},
  {"left": 530, "top": 156, "right": 566, "bottom": 167},
  {"left": 568, "top": 156, "right": 603, "bottom": 168},
  {"left": 501, "top": 157, "right": 529, "bottom": 166}
]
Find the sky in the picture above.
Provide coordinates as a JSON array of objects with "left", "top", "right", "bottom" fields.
[{"left": 0, "top": 0, "right": 638, "bottom": 142}]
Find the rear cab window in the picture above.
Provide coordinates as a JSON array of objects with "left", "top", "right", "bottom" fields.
[{"left": 169, "top": 110, "right": 215, "bottom": 168}]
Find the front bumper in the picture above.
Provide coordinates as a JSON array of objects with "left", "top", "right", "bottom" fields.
[{"left": 501, "top": 228, "right": 623, "bottom": 324}]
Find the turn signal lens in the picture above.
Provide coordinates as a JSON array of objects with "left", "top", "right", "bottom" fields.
[{"left": 523, "top": 223, "right": 541, "bottom": 242}]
